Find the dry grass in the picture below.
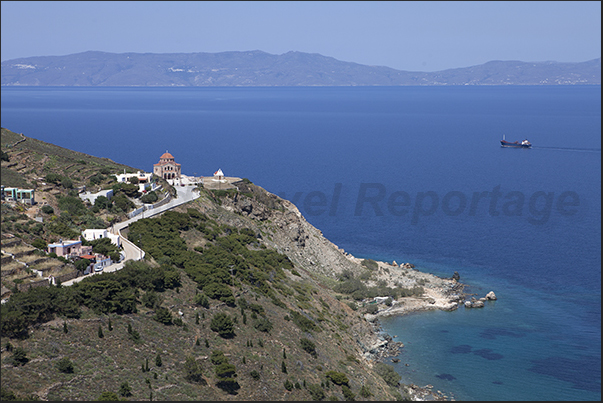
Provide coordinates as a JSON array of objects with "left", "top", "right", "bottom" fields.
[
  {"left": 2, "top": 244, "right": 36, "bottom": 254},
  {"left": 1, "top": 260, "right": 23, "bottom": 273},
  {"left": 30, "top": 259, "right": 65, "bottom": 271}
]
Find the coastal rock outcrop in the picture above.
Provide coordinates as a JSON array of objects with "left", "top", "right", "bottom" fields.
[
  {"left": 465, "top": 292, "right": 498, "bottom": 308},
  {"left": 465, "top": 299, "right": 485, "bottom": 308}
]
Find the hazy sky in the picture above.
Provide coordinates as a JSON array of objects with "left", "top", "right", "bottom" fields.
[{"left": 1, "top": 1, "right": 600, "bottom": 72}]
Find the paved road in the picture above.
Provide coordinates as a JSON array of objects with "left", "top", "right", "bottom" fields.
[{"left": 62, "top": 185, "right": 201, "bottom": 286}]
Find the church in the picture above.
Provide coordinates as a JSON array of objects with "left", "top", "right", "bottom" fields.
[{"left": 153, "top": 151, "right": 181, "bottom": 181}]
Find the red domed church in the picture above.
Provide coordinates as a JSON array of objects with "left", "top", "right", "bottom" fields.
[{"left": 153, "top": 151, "right": 181, "bottom": 181}]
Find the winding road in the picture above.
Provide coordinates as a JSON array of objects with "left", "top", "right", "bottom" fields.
[{"left": 61, "top": 185, "right": 200, "bottom": 286}]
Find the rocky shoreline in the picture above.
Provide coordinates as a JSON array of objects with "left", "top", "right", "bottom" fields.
[
  {"left": 212, "top": 184, "right": 494, "bottom": 400},
  {"left": 349, "top": 259, "right": 497, "bottom": 401}
]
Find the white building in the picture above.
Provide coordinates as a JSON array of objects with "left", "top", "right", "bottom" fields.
[
  {"left": 79, "top": 188, "right": 113, "bottom": 205},
  {"left": 114, "top": 170, "right": 158, "bottom": 193},
  {"left": 213, "top": 169, "right": 225, "bottom": 181},
  {"left": 81, "top": 228, "right": 121, "bottom": 247}
]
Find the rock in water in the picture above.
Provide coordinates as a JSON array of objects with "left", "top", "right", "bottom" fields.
[{"left": 486, "top": 291, "right": 497, "bottom": 300}]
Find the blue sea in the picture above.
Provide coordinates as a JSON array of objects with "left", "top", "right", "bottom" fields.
[{"left": 1, "top": 86, "right": 600, "bottom": 400}]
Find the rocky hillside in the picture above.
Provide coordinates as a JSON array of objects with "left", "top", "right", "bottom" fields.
[
  {"left": 1, "top": 130, "right": 470, "bottom": 401},
  {"left": 1, "top": 50, "right": 600, "bottom": 86}
]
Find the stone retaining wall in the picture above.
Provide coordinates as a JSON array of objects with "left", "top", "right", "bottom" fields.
[
  {"left": 13, "top": 249, "right": 36, "bottom": 259},
  {"left": 17, "top": 277, "right": 49, "bottom": 292}
]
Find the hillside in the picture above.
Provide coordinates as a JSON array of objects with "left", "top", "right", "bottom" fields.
[
  {"left": 1, "top": 50, "right": 600, "bottom": 87},
  {"left": 1, "top": 129, "right": 468, "bottom": 401},
  {"left": 1, "top": 127, "right": 155, "bottom": 297}
]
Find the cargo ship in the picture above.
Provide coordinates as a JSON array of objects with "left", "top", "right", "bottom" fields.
[{"left": 501, "top": 135, "right": 531, "bottom": 148}]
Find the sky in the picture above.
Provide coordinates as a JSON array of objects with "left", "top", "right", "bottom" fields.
[{"left": 1, "top": 1, "right": 600, "bottom": 72}]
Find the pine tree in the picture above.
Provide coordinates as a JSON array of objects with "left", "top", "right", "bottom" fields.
[
  {"left": 281, "top": 361, "right": 287, "bottom": 374},
  {"left": 108, "top": 318, "right": 113, "bottom": 331},
  {"left": 284, "top": 379, "right": 293, "bottom": 391},
  {"left": 63, "top": 322, "right": 68, "bottom": 334},
  {"left": 195, "top": 312, "right": 200, "bottom": 324},
  {"left": 145, "top": 357, "right": 150, "bottom": 372},
  {"left": 196, "top": 338, "right": 200, "bottom": 346},
  {"left": 155, "top": 353, "right": 162, "bottom": 367},
  {"left": 283, "top": 348, "right": 287, "bottom": 359},
  {"left": 98, "top": 325, "right": 104, "bottom": 338},
  {"left": 119, "top": 382, "right": 132, "bottom": 397},
  {"left": 205, "top": 339, "right": 210, "bottom": 348}
]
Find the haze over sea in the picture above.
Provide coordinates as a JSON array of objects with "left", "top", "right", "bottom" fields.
[{"left": 1, "top": 85, "right": 600, "bottom": 400}]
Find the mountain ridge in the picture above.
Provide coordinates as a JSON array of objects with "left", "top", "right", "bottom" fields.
[{"left": 2, "top": 50, "right": 600, "bottom": 86}]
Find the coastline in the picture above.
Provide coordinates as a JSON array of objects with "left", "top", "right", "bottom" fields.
[{"left": 347, "top": 257, "right": 472, "bottom": 401}]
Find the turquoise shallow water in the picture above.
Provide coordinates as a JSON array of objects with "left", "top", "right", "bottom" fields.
[
  {"left": 377, "top": 259, "right": 601, "bottom": 401},
  {"left": 1, "top": 85, "right": 600, "bottom": 400}
]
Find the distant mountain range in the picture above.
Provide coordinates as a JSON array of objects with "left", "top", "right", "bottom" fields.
[{"left": 1, "top": 50, "right": 600, "bottom": 86}]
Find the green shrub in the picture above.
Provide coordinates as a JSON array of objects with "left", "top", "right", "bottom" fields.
[
  {"left": 290, "top": 311, "right": 320, "bottom": 333},
  {"left": 210, "top": 313, "right": 235, "bottom": 338},
  {"left": 142, "top": 290, "right": 162, "bottom": 309},
  {"left": 253, "top": 318, "right": 273, "bottom": 333},
  {"left": 75, "top": 258, "right": 91, "bottom": 273},
  {"left": 204, "top": 283, "right": 236, "bottom": 306},
  {"left": 308, "top": 384, "right": 325, "bottom": 401},
  {"left": 215, "top": 362, "right": 237, "bottom": 379},
  {"left": 341, "top": 385, "right": 356, "bottom": 401},
  {"left": 359, "top": 385, "right": 372, "bottom": 398},
  {"left": 60, "top": 177, "right": 73, "bottom": 189},
  {"left": 374, "top": 362, "right": 401, "bottom": 387},
  {"left": 10, "top": 347, "right": 28, "bottom": 366},
  {"left": 45, "top": 172, "right": 62, "bottom": 184},
  {"left": 214, "top": 360, "right": 239, "bottom": 394},
  {"left": 183, "top": 356, "right": 204, "bottom": 383},
  {"left": 193, "top": 293, "right": 210, "bottom": 308},
  {"left": 365, "top": 304, "right": 379, "bottom": 314},
  {"left": 300, "top": 338, "right": 317, "bottom": 358},
  {"left": 250, "top": 370, "right": 260, "bottom": 380},
  {"left": 97, "top": 391, "right": 119, "bottom": 401},
  {"left": 140, "top": 191, "right": 158, "bottom": 204},
  {"left": 56, "top": 357, "right": 74, "bottom": 373},
  {"left": 210, "top": 350, "right": 228, "bottom": 366},
  {"left": 41, "top": 205, "right": 54, "bottom": 214},
  {"left": 361, "top": 259, "right": 378, "bottom": 270},
  {"left": 325, "top": 371, "right": 349, "bottom": 386},
  {"left": 248, "top": 303, "right": 265, "bottom": 315},
  {"left": 154, "top": 307, "right": 173, "bottom": 325},
  {"left": 119, "top": 382, "right": 132, "bottom": 397}
]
